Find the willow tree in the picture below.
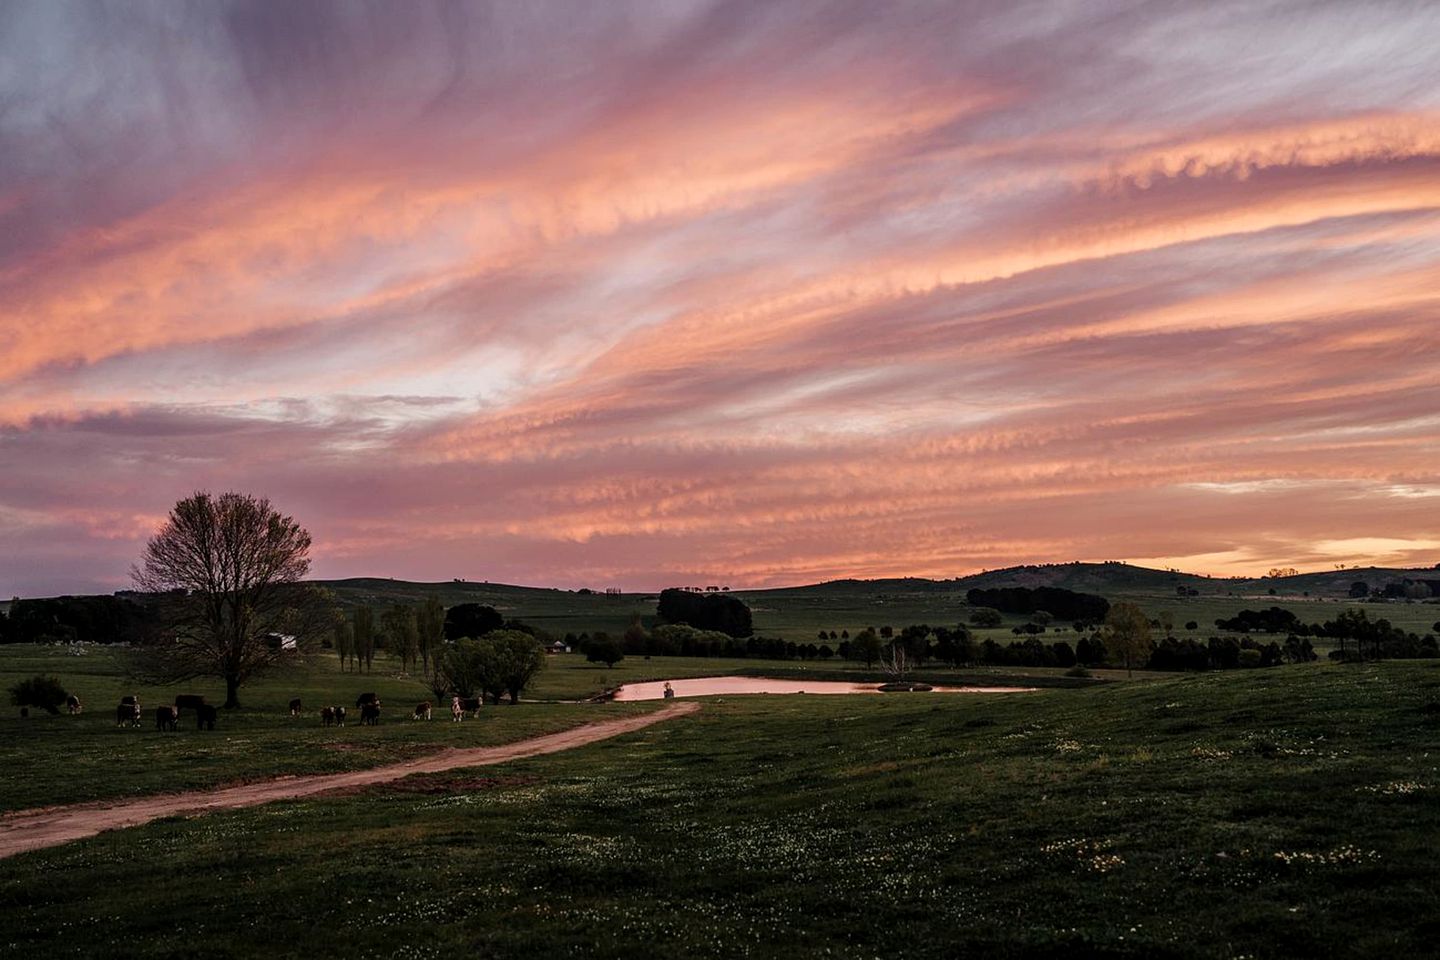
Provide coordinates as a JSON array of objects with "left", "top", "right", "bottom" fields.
[{"left": 131, "top": 491, "right": 328, "bottom": 708}]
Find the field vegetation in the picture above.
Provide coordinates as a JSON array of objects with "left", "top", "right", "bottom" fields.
[
  {"left": 4, "top": 560, "right": 1439, "bottom": 956},
  {"left": 2, "top": 652, "right": 1437, "bottom": 957}
]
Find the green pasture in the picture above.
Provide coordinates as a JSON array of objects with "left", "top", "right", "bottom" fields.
[
  {"left": 0, "top": 645, "right": 1111, "bottom": 811},
  {"left": 3, "top": 659, "right": 1438, "bottom": 957},
  {"left": 311, "top": 576, "right": 1440, "bottom": 646},
  {"left": 0, "top": 645, "right": 662, "bottom": 811}
]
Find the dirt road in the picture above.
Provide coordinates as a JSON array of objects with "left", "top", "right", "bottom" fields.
[{"left": 0, "top": 701, "right": 699, "bottom": 861}]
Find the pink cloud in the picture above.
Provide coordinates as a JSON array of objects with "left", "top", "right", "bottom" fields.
[{"left": 3, "top": 1, "right": 1440, "bottom": 595}]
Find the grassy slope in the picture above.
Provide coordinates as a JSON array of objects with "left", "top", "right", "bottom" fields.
[
  {"left": 315, "top": 565, "right": 1440, "bottom": 643},
  {"left": 3, "top": 662, "right": 1438, "bottom": 958}
]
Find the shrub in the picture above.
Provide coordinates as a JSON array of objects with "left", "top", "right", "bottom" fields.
[
  {"left": 582, "top": 635, "right": 625, "bottom": 668},
  {"left": 10, "top": 675, "right": 69, "bottom": 715},
  {"left": 969, "top": 608, "right": 1003, "bottom": 628},
  {"left": 1064, "top": 664, "right": 1092, "bottom": 679}
]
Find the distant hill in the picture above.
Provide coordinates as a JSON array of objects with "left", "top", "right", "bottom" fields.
[
  {"left": 951, "top": 562, "right": 1218, "bottom": 595},
  {"left": 311, "top": 578, "right": 658, "bottom": 612},
  {"left": 1231, "top": 566, "right": 1440, "bottom": 598},
  {"left": 742, "top": 561, "right": 1439, "bottom": 601},
  {"left": 10, "top": 562, "right": 1435, "bottom": 616}
]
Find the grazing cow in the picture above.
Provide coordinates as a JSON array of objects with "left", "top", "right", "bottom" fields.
[
  {"left": 334, "top": 705, "right": 346, "bottom": 726},
  {"left": 155, "top": 705, "right": 179, "bottom": 731},
  {"left": 355, "top": 692, "right": 378, "bottom": 708},
  {"left": 65, "top": 694, "right": 82, "bottom": 715},
  {"left": 289, "top": 697, "right": 303, "bottom": 718},
  {"left": 116, "top": 696, "right": 142, "bottom": 727},
  {"left": 174, "top": 694, "right": 206, "bottom": 716},
  {"left": 321, "top": 706, "right": 335, "bottom": 727},
  {"left": 360, "top": 701, "right": 381, "bottom": 726},
  {"left": 460, "top": 696, "right": 482, "bottom": 718},
  {"left": 195, "top": 703, "right": 218, "bottom": 731},
  {"left": 413, "top": 701, "right": 432, "bottom": 721}
]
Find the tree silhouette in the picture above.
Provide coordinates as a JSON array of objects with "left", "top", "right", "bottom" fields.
[{"left": 131, "top": 491, "right": 328, "bottom": 708}]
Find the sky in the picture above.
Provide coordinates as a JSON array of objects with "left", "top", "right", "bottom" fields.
[{"left": 2, "top": 0, "right": 1440, "bottom": 597}]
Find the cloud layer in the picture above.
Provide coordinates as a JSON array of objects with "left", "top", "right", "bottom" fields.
[{"left": 3, "top": 0, "right": 1440, "bottom": 594}]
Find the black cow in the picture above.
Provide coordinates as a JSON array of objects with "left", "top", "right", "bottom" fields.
[
  {"left": 321, "top": 706, "right": 336, "bottom": 727},
  {"left": 355, "top": 692, "right": 378, "bottom": 708},
  {"left": 333, "top": 705, "right": 346, "bottom": 726},
  {"left": 196, "top": 703, "right": 218, "bottom": 731},
  {"left": 155, "top": 705, "right": 179, "bottom": 731},
  {"left": 174, "top": 694, "right": 206, "bottom": 716},
  {"left": 289, "top": 697, "right": 303, "bottom": 718},
  {"left": 360, "top": 702, "right": 381, "bottom": 726}
]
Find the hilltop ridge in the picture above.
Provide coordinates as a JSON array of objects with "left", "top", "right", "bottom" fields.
[{"left": 311, "top": 561, "right": 1437, "bottom": 606}]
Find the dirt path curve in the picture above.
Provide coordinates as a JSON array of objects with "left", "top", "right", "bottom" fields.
[{"left": 0, "top": 701, "right": 699, "bottom": 861}]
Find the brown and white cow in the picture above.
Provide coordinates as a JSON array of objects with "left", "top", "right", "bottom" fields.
[
  {"left": 65, "top": 694, "right": 82, "bottom": 715},
  {"left": 116, "top": 696, "right": 142, "bottom": 727},
  {"left": 412, "top": 701, "right": 432, "bottom": 721}
]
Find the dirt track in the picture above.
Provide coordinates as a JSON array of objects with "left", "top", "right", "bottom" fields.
[{"left": 0, "top": 701, "right": 699, "bottom": 861}]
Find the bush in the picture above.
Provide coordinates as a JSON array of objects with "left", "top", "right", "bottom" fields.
[
  {"left": 582, "top": 635, "right": 625, "bottom": 668},
  {"left": 1064, "top": 664, "right": 1092, "bottom": 679},
  {"left": 10, "top": 675, "right": 69, "bottom": 715},
  {"left": 969, "top": 608, "right": 1003, "bottom": 628}
]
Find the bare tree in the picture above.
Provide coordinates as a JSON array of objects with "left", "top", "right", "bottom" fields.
[
  {"left": 354, "top": 605, "right": 376, "bottom": 673},
  {"left": 881, "top": 641, "right": 913, "bottom": 682},
  {"left": 131, "top": 491, "right": 328, "bottom": 708},
  {"left": 333, "top": 618, "right": 355, "bottom": 672},
  {"left": 416, "top": 596, "right": 446, "bottom": 676},
  {"left": 383, "top": 604, "right": 419, "bottom": 674}
]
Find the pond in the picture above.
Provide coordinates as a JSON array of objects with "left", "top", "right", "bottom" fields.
[{"left": 611, "top": 676, "right": 1036, "bottom": 701}]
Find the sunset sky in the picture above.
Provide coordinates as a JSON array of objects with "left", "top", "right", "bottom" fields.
[{"left": 3, "top": 1, "right": 1440, "bottom": 596}]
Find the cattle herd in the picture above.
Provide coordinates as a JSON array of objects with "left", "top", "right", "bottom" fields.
[
  {"left": 68, "top": 690, "right": 484, "bottom": 731},
  {"left": 103, "top": 694, "right": 221, "bottom": 731}
]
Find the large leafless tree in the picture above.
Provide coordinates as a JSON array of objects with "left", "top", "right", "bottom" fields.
[{"left": 132, "top": 491, "right": 330, "bottom": 708}]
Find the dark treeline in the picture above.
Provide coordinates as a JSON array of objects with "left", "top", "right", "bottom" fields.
[
  {"left": 0, "top": 595, "right": 164, "bottom": 645},
  {"left": 966, "top": 586, "right": 1110, "bottom": 623},
  {"left": 1215, "top": 606, "right": 1303, "bottom": 633},
  {"left": 656, "top": 588, "right": 753, "bottom": 638},
  {"left": 573, "top": 623, "right": 819, "bottom": 662},
  {"left": 1213, "top": 607, "right": 1438, "bottom": 662},
  {"left": 567, "top": 618, "right": 1320, "bottom": 675}
]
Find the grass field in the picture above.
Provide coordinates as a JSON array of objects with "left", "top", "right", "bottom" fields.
[
  {"left": 3, "top": 656, "right": 1438, "bottom": 958},
  {"left": 0, "top": 645, "right": 1106, "bottom": 811},
  {"left": 0, "top": 646, "right": 668, "bottom": 811}
]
